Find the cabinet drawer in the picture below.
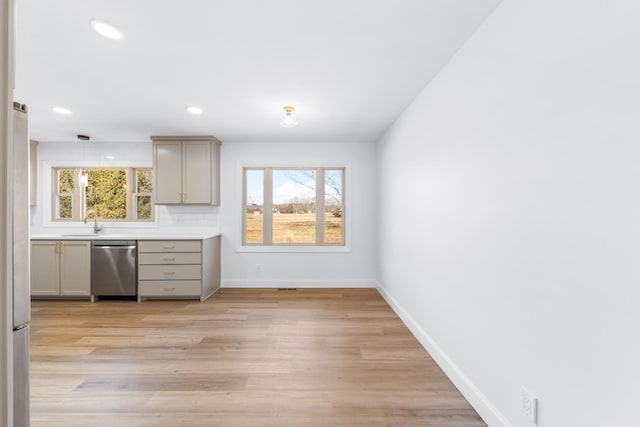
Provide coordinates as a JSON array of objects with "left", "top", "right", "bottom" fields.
[
  {"left": 138, "top": 252, "right": 201, "bottom": 265},
  {"left": 138, "top": 240, "right": 201, "bottom": 253},
  {"left": 139, "top": 280, "right": 201, "bottom": 296},
  {"left": 138, "top": 265, "right": 201, "bottom": 280}
]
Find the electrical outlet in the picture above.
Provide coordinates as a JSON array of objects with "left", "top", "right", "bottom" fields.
[
  {"left": 255, "top": 264, "right": 261, "bottom": 273},
  {"left": 521, "top": 387, "right": 538, "bottom": 424}
]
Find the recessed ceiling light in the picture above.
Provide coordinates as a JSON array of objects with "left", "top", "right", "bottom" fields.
[
  {"left": 52, "top": 106, "right": 73, "bottom": 115},
  {"left": 90, "top": 19, "right": 123, "bottom": 40},
  {"left": 186, "top": 106, "right": 203, "bottom": 115}
]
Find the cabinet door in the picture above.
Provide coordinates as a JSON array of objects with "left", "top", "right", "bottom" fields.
[
  {"left": 182, "top": 140, "right": 211, "bottom": 204},
  {"left": 59, "top": 241, "right": 91, "bottom": 296},
  {"left": 154, "top": 140, "right": 182, "bottom": 204},
  {"left": 30, "top": 241, "right": 59, "bottom": 296},
  {"left": 210, "top": 141, "right": 220, "bottom": 205}
]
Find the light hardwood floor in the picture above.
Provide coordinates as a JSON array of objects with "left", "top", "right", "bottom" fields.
[{"left": 30, "top": 288, "right": 486, "bottom": 427}]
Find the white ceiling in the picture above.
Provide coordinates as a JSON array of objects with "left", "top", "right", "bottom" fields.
[{"left": 14, "top": 0, "right": 501, "bottom": 143}]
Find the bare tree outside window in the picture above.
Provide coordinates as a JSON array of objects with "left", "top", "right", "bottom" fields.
[
  {"left": 324, "top": 169, "right": 344, "bottom": 244},
  {"left": 273, "top": 170, "right": 316, "bottom": 244},
  {"left": 243, "top": 167, "right": 345, "bottom": 246}
]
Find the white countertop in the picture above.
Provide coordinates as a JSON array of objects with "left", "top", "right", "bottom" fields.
[{"left": 31, "top": 232, "right": 221, "bottom": 240}]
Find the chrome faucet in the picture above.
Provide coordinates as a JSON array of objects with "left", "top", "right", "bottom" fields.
[{"left": 83, "top": 209, "right": 103, "bottom": 234}]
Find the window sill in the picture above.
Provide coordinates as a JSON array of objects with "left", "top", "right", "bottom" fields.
[
  {"left": 236, "top": 245, "right": 351, "bottom": 254},
  {"left": 44, "top": 221, "right": 158, "bottom": 227}
]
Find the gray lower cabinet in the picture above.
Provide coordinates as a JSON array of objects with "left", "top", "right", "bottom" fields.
[
  {"left": 30, "top": 240, "right": 91, "bottom": 298},
  {"left": 137, "top": 236, "right": 220, "bottom": 302}
]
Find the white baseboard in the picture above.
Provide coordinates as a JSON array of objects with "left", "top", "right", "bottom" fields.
[
  {"left": 222, "top": 279, "right": 377, "bottom": 289},
  {"left": 376, "top": 282, "right": 512, "bottom": 427}
]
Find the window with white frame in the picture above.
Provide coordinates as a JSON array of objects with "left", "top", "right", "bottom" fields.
[
  {"left": 52, "top": 167, "right": 153, "bottom": 221},
  {"left": 243, "top": 167, "right": 345, "bottom": 245}
]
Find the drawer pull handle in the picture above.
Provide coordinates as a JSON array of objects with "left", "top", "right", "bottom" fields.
[
  {"left": 163, "top": 257, "right": 176, "bottom": 261},
  {"left": 163, "top": 271, "right": 176, "bottom": 275},
  {"left": 162, "top": 245, "right": 176, "bottom": 249},
  {"left": 163, "top": 287, "right": 176, "bottom": 291}
]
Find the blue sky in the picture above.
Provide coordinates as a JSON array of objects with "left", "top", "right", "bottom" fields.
[{"left": 246, "top": 169, "right": 342, "bottom": 206}]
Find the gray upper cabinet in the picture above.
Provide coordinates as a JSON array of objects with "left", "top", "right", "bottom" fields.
[{"left": 151, "top": 136, "right": 221, "bottom": 205}]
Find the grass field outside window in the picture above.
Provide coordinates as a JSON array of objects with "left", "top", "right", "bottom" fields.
[{"left": 243, "top": 167, "right": 345, "bottom": 246}]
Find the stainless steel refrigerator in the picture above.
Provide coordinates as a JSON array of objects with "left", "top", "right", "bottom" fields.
[{"left": 12, "top": 101, "right": 30, "bottom": 427}]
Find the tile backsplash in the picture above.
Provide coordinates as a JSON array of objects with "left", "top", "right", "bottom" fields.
[
  {"left": 157, "top": 205, "right": 220, "bottom": 229},
  {"left": 31, "top": 140, "right": 221, "bottom": 235}
]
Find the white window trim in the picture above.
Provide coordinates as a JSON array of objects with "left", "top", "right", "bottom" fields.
[
  {"left": 41, "top": 161, "right": 159, "bottom": 229},
  {"left": 235, "top": 162, "right": 352, "bottom": 253}
]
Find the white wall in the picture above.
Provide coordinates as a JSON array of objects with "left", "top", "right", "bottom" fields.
[
  {"left": 32, "top": 140, "right": 378, "bottom": 288},
  {"left": 220, "top": 141, "right": 377, "bottom": 288},
  {"left": 376, "top": 1, "right": 640, "bottom": 426}
]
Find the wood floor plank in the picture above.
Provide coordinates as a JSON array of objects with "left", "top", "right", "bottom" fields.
[{"left": 30, "top": 288, "right": 486, "bottom": 426}]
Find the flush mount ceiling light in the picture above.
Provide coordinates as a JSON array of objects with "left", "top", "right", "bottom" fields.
[
  {"left": 280, "top": 106, "right": 298, "bottom": 128},
  {"left": 90, "top": 19, "right": 123, "bottom": 40},
  {"left": 186, "top": 106, "right": 203, "bottom": 115},
  {"left": 52, "top": 106, "right": 73, "bottom": 115}
]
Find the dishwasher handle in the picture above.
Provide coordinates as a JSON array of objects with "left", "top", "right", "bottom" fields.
[
  {"left": 92, "top": 245, "right": 137, "bottom": 250},
  {"left": 92, "top": 240, "right": 137, "bottom": 247}
]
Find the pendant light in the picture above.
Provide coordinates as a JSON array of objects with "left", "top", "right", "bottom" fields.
[
  {"left": 79, "top": 169, "right": 89, "bottom": 187},
  {"left": 78, "top": 134, "right": 90, "bottom": 187},
  {"left": 280, "top": 106, "right": 298, "bottom": 128}
]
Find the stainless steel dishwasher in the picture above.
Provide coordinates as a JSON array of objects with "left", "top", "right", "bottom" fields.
[{"left": 91, "top": 240, "right": 137, "bottom": 299}]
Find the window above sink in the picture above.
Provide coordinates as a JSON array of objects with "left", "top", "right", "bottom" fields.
[{"left": 52, "top": 167, "right": 153, "bottom": 223}]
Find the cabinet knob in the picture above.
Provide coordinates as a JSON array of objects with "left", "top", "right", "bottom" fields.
[
  {"left": 163, "top": 271, "right": 176, "bottom": 275},
  {"left": 163, "top": 257, "right": 176, "bottom": 261}
]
